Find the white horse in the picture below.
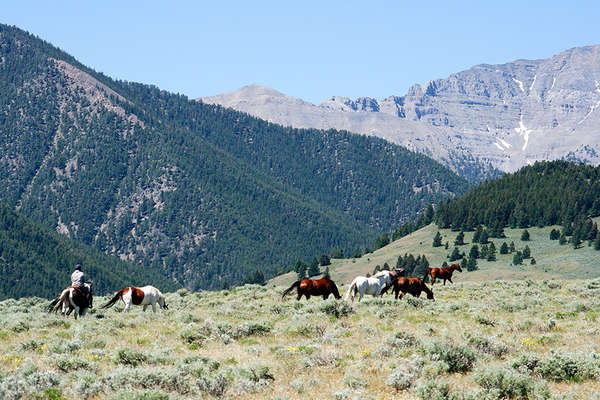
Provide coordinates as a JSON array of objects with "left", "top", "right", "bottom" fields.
[
  {"left": 47, "top": 284, "right": 92, "bottom": 319},
  {"left": 344, "top": 271, "right": 392, "bottom": 302},
  {"left": 101, "top": 285, "right": 168, "bottom": 313}
]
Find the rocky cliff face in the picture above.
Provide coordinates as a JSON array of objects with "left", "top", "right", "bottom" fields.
[{"left": 200, "top": 45, "right": 600, "bottom": 178}]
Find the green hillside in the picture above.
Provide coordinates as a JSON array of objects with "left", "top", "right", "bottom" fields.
[
  {"left": 0, "top": 202, "right": 179, "bottom": 300},
  {"left": 272, "top": 221, "right": 600, "bottom": 287},
  {"left": 0, "top": 24, "right": 469, "bottom": 290}
]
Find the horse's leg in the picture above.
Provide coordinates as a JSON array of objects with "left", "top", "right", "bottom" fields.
[
  {"left": 394, "top": 288, "right": 400, "bottom": 300},
  {"left": 443, "top": 279, "right": 447, "bottom": 286},
  {"left": 124, "top": 301, "right": 131, "bottom": 312},
  {"left": 399, "top": 292, "right": 406, "bottom": 299},
  {"left": 305, "top": 294, "right": 311, "bottom": 300},
  {"left": 152, "top": 303, "right": 157, "bottom": 313},
  {"left": 431, "top": 276, "right": 436, "bottom": 285},
  {"left": 296, "top": 293, "right": 302, "bottom": 301},
  {"left": 73, "top": 306, "right": 79, "bottom": 319},
  {"left": 448, "top": 277, "right": 453, "bottom": 284},
  {"left": 143, "top": 305, "right": 148, "bottom": 312}
]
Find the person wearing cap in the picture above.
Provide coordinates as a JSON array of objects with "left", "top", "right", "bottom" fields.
[{"left": 71, "top": 264, "right": 92, "bottom": 307}]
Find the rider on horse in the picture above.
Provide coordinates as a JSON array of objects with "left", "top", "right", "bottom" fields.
[{"left": 71, "top": 264, "right": 92, "bottom": 308}]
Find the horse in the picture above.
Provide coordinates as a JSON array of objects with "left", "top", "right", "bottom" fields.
[
  {"left": 282, "top": 277, "right": 341, "bottom": 301},
  {"left": 101, "top": 285, "right": 168, "bottom": 312},
  {"left": 344, "top": 271, "right": 391, "bottom": 303},
  {"left": 377, "top": 268, "right": 406, "bottom": 294},
  {"left": 47, "top": 284, "right": 93, "bottom": 319},
  {"left": 381, "top": 277, "right": 434, "bottom": 300},
  {"left": 423, "top": 263, "right": 462, "bottom": 285}
]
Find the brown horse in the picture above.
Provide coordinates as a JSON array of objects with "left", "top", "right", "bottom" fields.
[
  {"left": 380, "top": 268, "right": 406, "bottom": 293},
  {"left": 48, "top": 284, "right": 93, "bottom": 319},
  {"left": 282, "top": 277, "right": 341, "bottom": 301},
  {"left": 422, "top": 263, "right": 462, "bottom": 285},
  {"left": 382, "top": 277, "right": 434, "bottom": 300}
]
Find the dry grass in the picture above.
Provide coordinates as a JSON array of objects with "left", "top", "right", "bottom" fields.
[{"left": 2, "top": 279, "right": 600, "bottom": 399}]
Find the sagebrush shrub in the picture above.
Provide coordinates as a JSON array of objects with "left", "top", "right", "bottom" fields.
[
  {"left": 424, "top": 340, "right": 476, "bottom": 373},
  {"left": 474, "top": 366, "right": 538, "bottom": 399}
]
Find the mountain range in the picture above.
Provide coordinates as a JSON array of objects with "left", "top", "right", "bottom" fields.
[
  {"left": 201, "top": 45, "right": 600, "bottom": 180},
  {"left": 0, "top": 24, "right": 468, "bottom": 290}
]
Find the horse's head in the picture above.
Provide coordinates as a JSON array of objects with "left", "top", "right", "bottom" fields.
[
  {"left": 161, "top": 298, "right": 168, "bottom": 310},
  {"left": 451, "top": 263, "right": 462, "bottom": 273},
  {"left": 426, "top": 290, "right": 435, "bottom": 300}
]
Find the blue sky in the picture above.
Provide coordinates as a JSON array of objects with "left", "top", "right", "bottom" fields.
[{"left": 4, "top": 1, "right": 600, "bottom": 103}]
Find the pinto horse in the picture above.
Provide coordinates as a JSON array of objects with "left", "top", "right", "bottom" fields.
[
  {"left": 423, "top": 263, "right": 462, "bottom": 285},
  {"left": 344, "top": 271, "right": 391, "bottom": 303},
  {"left": 48, "top": 284, "right": 93, "bottom": 319},
  {"left": 282, "top": 277, "right": 341, "bottom": 301},
  {"left": 101, "top": 285, "right": 168, "bottom": 312},
  {"left": 381, "top": 277, "right": 434, "bottom": 300}
]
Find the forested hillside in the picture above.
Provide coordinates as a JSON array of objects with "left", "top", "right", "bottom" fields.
[
  {"left": 0, "top": 202, "right": 179, "bottom": 300},
  {"left": 0, "top": 24, "right": 469, "bottom": 289},
  {"left": 435, "top": 160, "right": 600, "bottom": 231}
]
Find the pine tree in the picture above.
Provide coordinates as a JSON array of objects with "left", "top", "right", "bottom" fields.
[
  {"left": 352, "top": 249, "right": 362, "bottom": 258},
  {"left": 432, "top": 231, "right": 443, "bottom": 247},
  {"left": 448, "top": 247, "right": 463, "bottom": 261},
  {"left": 530, "top": 258, "right": 536, "bottom": 265},
  {"left": 509, "top": 241, "right": 516, "bottom": 253},
  {"left": 473, "top": 225, "right": 483, "bottom": 243},
  {"left": 324, "top": 266, "right": 331, "bottom": 279},
  {"left": 480, "top": 244, "right": 489, "bottom": 259},
  {"left": 444, "top": 242, "right": 449, "bottom": 250},
  {"left": 487, "top": 242, "right": 497, "bottom": 261},
  {"left": 454, "top": 230, "right": 465, "bottom": 246},
  {"left": 460, "top": 257, "right": 468, "bottom": 270},
  {"left": 521, "top": 229, "right": 530, "bottom": 241},
  {"left": 467, "top": 255, "right": 478, "bottom": 271},
  {"left": 375, "top": 233, "right": 390, "bottom": 250},
  {"left": 595, "top": 235, "right": 600, "bottom": 251},
  {"left": 308, "top": 257, "right": 320, "bottom": 277},
  {"left": 373, "top": 265, "right": 381, "bottom": 274},
  {"left": 469, "top": 245, "right": 480, "bottom": 259},
  {"left": 500, "top": 242, "right": 509, "bottom": 254},
  {"left": 479, "top": 229, "right": 489, "bottom": 244},
  {"left": 549, "top": 228, "right": 560, "bottom": 240},
  {"left": 513, "top": 251, "right": 523, "bottom": 265},
  {"left": 522, "top": 245, "right": 531, "bottom": 259},
  {"left": 295, "top": 260, "right": 307, "bottom": 280}
]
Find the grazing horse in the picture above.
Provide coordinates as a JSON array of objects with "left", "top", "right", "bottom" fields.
[
  {"left": 48, "top": 284, "right": 93, "bottom": 319},
  {"left": 282, "top": 277, "right": 341, "bottom": 301},
  {"left": 423, "top": 263, "right": 462, "bottom": 285},
  {"left": 377, "top": 268, "right": 406, "bottom": 293},
  {"left": 101, "top": 285, "right": 168, "bottom": 312},
  {"left": 382, "top": 277, "right": 434, "bottom": 300},
  {"left": 344, "top": 272, "right": 391, "bottom": 303}
]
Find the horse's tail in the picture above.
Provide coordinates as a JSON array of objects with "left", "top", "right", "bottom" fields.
[
  {"left": 422, "top": 268, "right": 431, "bottom": 282},
  {"left": 47, "top": 296, "right": 61, "bottom": 313},
  {"left": 282, "top": 281, "right": 300, "bottom": 299},
  {"left": 101, "top": 289, "right": 127, "bottom": 309},
  {"left": 344, "top": 279, "right": 357, "bottom": 302},
  {"left": 48, "top": 289, "right": 69, "bottom": 313}
]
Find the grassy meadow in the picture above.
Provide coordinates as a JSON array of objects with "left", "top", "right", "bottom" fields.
[{"left": 2, "top": 278, "right": 600, "bottom": 399}]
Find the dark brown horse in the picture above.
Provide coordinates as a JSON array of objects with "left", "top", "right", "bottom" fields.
[
  {"left": 48, "top": 284, "right": 93, "bottom": 319},
  {"left": 423, "top": 263, "right": 462, "bottom": 285},
  {"left": 382, "top": 277, "right": 434, "bottom": 300},
  {"left": 282, "top": 277, "right": 341, "bottom": 301},
  {"left": 380, "top": 268, "right": 406, "bottom": 294}
]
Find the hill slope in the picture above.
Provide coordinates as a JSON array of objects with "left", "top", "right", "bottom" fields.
[
  {"left": 0, "top": 24, "right": 468, "bottom": 289},
  {"left": 272, "top": 222, "right": 600, "bottom": 287},
  {"left": 201, "top": 45, "right": 600, "bottom": 177},
  {"left": 0, "top": 202, "right": 179, "bottom": 300}
]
